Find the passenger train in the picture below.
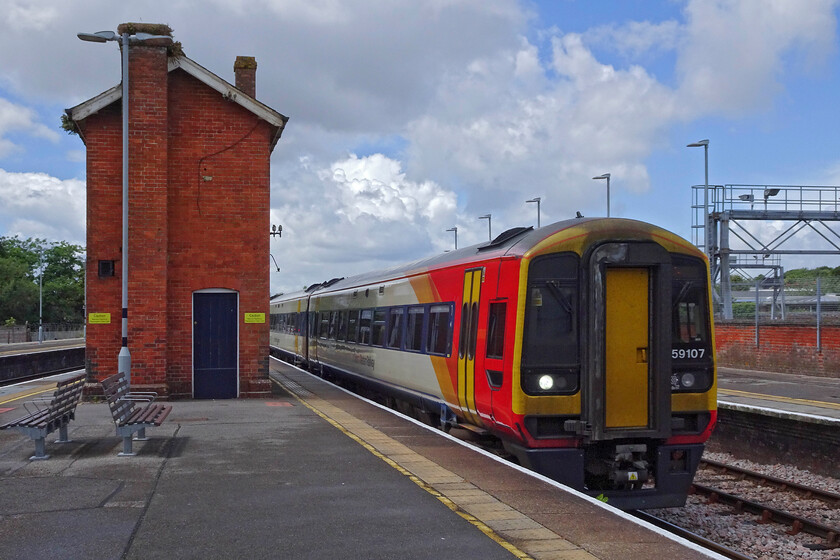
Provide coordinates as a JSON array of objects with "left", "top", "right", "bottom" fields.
[{"left": 270, "top": 217, "right": 716, "bottom": 509}]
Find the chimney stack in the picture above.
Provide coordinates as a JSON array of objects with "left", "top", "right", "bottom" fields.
[{"left": 234, "top": 56, "right": 257, "bottom": 97}]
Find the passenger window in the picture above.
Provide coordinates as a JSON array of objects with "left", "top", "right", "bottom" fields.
[
  {"left": 319, "top": 312, "right": 330, "bottom": 339},
  {"left": 372, "top": 309, "right": 386, "bottom": 347},
  {"left": 486, "top": 302, "right": 506, "bottom": 359},
  {"left": 347, "top": 310, "right": 360, "bottom": 343},
  {"left": 337, "top": 311, "right": 348, "bottom": 342},
  {"left": 427, "top": 304, "right": 452, "bottom": 356},
  {"left": 328, "top": 311, "right": 338, "bottom": 340},
  {"left": 405, "top": 306, "right": 425, "bottom": 352},
  {"left": 387, "top": 308, "right": 404, "bottom": 349},
  {"left": 359, "top": 309, "right": 372, "bottom": 345}
]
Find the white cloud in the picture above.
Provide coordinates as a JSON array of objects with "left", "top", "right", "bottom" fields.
[
  {"left": 270, "top": 153, "right": 460, "bottom": 293},
  {"left": 677, "top": 0, "right": 839, "bottom": 116},
  {"left": 588, "top": 20, "right": 682, "bottom": 59},
  {"left": 0, "top": 98, "right": 60, "bottom": 156},
  {"left": 0, "top": 169, "right": 85, "bottom": 244}
]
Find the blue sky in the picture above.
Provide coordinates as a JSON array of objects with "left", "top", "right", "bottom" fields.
[{"left": 1, "top": 0, "right": 839, "bottom": 293}]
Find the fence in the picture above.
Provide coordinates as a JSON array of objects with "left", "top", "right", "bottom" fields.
[
  {"left": 721, "top": 277, "right": 840, "bottom": 325},
  {"left": 0, "top": 324, "right": 85, "bottom": 345},
  {"left": 715, "top": 277, "right": 840, "bottom": 377}
]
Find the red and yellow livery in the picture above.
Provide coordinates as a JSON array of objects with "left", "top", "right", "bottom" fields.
[{"left": 270, "top": 217, "right": 716, "bottom": 509}]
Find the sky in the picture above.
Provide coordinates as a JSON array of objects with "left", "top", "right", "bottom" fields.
[{"left": 2, "top": 0, "right": 840, "bottom": 295}]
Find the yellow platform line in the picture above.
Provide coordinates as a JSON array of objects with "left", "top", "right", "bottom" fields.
[
  {"left": 270, "top": 372, "right": 597, "bottom": 560},
  {"left": 0, "top": 385, "right": 56, "bottom": 407},
  {"left": 719, "top": 388, "right": 840, "bottom": 411}
]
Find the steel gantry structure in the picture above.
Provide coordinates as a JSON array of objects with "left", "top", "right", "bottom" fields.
[{"left": 692, "top": 184, "right": 840, "bottom": 319}]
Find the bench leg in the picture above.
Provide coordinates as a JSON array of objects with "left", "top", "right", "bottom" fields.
[
  {"left": 118, "top": 435, "right": 135, "bottom": 457},
  {"left": 55, "top": 424, "right": 72, "bottom": 444},
  {"left": 30, "top": 437, "right": 50, "bottom": 461},
  {"left": 133, "top": 427, "right": 148, "bottom": 441}
]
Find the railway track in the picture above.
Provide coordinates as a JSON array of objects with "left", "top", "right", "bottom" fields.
[
  {"left": 691, "top": 459, "right": 840, "bottom": 550},
  {"left": 648, "top": 455, "right": 840, "bottom": 559},
  {"left": 633, "top": 510, "right": 755, "bottom": 560}
]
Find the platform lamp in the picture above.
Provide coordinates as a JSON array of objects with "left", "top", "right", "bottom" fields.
[
  {"left": 269, "top": 254, "right": 281, "bottom": 272},
  {"left": 592, "top": 174, "right": 611, "bottom": 217},
  {"left": 478, "top": 214, "right": 492, "bottom": 241},
  {"left": 78, "top": 29, "right": 174, "bottom": 385},
  {"left": 270, "top": 224, "right": 283, "bottom": 238},
  {"left": 526, "top": 197, "right": 541, "bottom": 228},
  {"left": 446, "top": 226, "right": 458, "bottom": 250},
  {"left": 687, "top": 139, "right": 710, "bottom": 259}
]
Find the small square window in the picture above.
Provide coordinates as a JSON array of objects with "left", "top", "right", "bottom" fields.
[{"left": 98, "top": 260, "right": 115, "bottom": 278}]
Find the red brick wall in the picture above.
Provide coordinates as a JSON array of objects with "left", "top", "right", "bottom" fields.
[
  {"left": 165, "top": 69, "right": 271, "bottom": 398},
  {"left": 715, "top": 323, "right": 840, "bottom": 378},
  {"left": 81, "top": 103, "right": 123, "bottom": 381},
  {"left": 84, "top": 45, "right": 272, "bottom": 398}
]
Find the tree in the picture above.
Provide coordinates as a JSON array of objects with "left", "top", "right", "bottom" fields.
[{"left": 0, "top": 237, "right": 85, "bottom": 325}]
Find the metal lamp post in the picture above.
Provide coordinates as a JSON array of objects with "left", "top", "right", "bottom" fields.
[
  {"left": 592, "top": 174, "right": 611, "bottom": 217},
  {"left": 38, "top": 251, "right": 44, "bottom": 344},
  {"left": 526, "top": 197, "right": 541, "bottom": 228},
  {"left": 78, "top": 29, "right": 173, "bottom": 384},
  {"left": 478, "top": 214, "right": 492, "bottom": 241},
  {"left": 446, "top": 227, "right": 458, "bottom": 250},
  {"left": 687, "top": 139, "right": 710, "bottom": 259}
]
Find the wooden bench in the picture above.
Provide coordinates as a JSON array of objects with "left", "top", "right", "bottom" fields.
[
  {"left": 101, "top": 372, "right": 172, "bottom": 456},
  {"left": 0, "top": 373, "right": 86, "bottom": 460}
]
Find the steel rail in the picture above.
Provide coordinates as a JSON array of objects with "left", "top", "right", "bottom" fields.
[
  {"left": 700, "top": 459, "right": 840, "bottom": 506},
  {"left": 691, "top": 483, "right": 840, "bottom": 547}
]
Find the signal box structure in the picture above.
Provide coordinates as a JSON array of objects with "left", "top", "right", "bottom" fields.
[{"left": 66, "top": 24, "right": 287, "bottom": 398}]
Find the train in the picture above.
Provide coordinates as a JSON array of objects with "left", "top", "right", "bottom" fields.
[{"left": 269, "top": 217, "right": 717, "bottom": 509}]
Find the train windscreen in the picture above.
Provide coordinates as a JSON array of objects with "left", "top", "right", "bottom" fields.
[{"left": 521, "top": 253, "right": 580, "bottom": 395}]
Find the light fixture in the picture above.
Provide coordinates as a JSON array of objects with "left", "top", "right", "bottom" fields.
[
  {"left": 592, "top": 174, "right": 611, "bottom": 217},
  {"left": 478, "top": 214, "right": 492, "bottom": 241},
  {"left": 526, "top": 197, "right": 541, "bottom": 228}
]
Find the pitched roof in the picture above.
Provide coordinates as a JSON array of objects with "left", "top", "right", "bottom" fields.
[{"left": 66, "top": 54, "right": 288, "bottom": 150}]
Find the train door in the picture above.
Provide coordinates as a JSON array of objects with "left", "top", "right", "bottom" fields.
[
  {"left": 457, "top": 268, "right": 483, "bottom": 424},
  {"left": 585, "top": 242, "right": 671, "bottom": 441},
  {"left": 605, "top": 268, "right": 649, "bottom": 428},
  {"left": 193, "top": 290, "right": 238, "bottom": 399}
]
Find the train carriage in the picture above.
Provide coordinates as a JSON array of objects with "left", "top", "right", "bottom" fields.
[{"left": 270, "top": 217, "right": 716, "bottom": 509}]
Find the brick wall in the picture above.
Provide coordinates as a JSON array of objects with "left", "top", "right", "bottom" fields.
[
  {"left": 165, "top": 69, "right": 271, "bottom": 398},
  {"left": 81, "top": 102, "right": 123, "bottom": 383},
  {"left": 83, "top": 41, "right": 274, "bottom": 398},
  {"left": 715, "top": 322, "right": 840, "bottom": 378}
]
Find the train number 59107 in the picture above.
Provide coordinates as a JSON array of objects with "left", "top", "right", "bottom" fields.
[{"left": 672, "top": 348, "right": 705, "bottom": 360}]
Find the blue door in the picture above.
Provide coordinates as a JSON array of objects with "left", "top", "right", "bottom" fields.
[{"left": 193, "top": 292, "right": 238, "bottom": 399}]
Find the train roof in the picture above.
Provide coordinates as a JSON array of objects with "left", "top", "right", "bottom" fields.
[{"left": 270, "top": 217, "right": 697, "bottom": 302}]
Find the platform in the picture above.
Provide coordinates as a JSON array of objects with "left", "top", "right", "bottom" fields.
[
  {"left": 718, "top": 366, "right": 840, "bottom": 421},
  {"left": 0, "top": 360, "right": 722, "bottom": 560}
]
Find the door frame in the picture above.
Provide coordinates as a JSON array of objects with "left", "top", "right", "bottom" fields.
[
  {"left": 192, "top": 288, "right": 239, "bottom": 398},
  {"left": 584, "top": 242, "right": 671, "bottom": 441}
]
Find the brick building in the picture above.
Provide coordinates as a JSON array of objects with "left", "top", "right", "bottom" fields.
[{"left": 66, "top": 25, "right": 287, "bottom": 398}]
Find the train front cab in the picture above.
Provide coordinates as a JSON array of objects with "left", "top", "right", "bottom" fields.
[{"left": 506, "top": 235, "right": 716, "bottom": 510}]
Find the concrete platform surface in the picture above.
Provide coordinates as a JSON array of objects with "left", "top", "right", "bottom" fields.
[
  {"left": 718, "top": 366, "right": 840, "bottom": 421},
  {"left": 0, "top": 360, "right": 723, "bottom": 560}
]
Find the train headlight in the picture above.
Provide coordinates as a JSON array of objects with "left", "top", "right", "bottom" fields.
[
  {"left": 680, "top": 372, "right": 696, "bottom": 388},
  {"left": 538, "top": 375, "right": 554, "bottom": 391}
]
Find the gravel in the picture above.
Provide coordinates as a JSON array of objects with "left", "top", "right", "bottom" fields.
[{"left": 649, "top": 451, "right": 840, "bottom": 560}]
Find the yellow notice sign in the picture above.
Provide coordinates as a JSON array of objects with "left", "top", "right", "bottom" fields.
[
  {"left": 89, "top": 313, "right": 111, "bottom": 324},
  {"left": 244, "top": 313, "right": 265, "bottom": 324}
]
